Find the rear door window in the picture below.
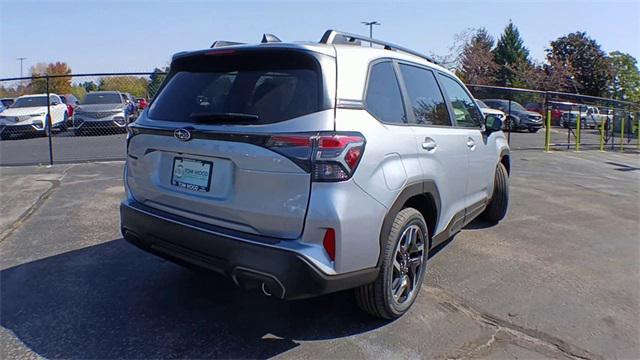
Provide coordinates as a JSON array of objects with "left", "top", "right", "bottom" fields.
[
  {"left": 364, "top": 61, "right": 407, "bottom": 124},
  {"left": 398, "top": 64, "right": 451, "bottom": 126},
  {"left": 148, "top": 50, "right": 327, "bottom": 124}
]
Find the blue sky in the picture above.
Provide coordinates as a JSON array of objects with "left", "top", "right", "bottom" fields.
[{"left": 1, "top": 0, "right": 638, "bottom": 78}]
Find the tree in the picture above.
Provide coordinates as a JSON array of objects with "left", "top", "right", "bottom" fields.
[
  {"left": 147, "top": 67, "right": 168, "bottom": 99},
  {"left": 457, "top": 28, "right": 499, "bottom": 85},
  {"left": 98, "top": 76, "right": 149, "bottom": 98},
  {"left": 493, "top": 22, "right": 531, "bottom": 86},
  {"left": 29, "top": 62, "right": 72, "bottom": 94},
  {"left": 608, "top": 51, "right": 640, "bottom": 102},
  {"left": 70, "top": 85, "right": 87, "bottom": 101},
  {"left": 81, "top": 81, "right": 98, "bottom": 92},
  {"left": 547, "top": 32, "right": 610, "bottom": 96}
]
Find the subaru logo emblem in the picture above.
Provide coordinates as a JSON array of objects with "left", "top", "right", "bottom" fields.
[{"left": 174, "top": 129, "right": 191, "bottom": 141}]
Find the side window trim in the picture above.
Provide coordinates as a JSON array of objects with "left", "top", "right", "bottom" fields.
[
  {"left": 362, "top": 58, "right": 409, "bottom": 126},
  {"left": 437, "top": 72, "right": 484, "bottom": 129},
  {"left": 394, "top": 60, "right": 454, "bottom": 128}
]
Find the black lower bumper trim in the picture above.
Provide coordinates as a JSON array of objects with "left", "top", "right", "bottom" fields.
[{"left": 120, "top": 199, "right": 378, "bottom": 300}]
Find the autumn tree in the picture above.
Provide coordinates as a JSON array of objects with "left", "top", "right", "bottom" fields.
[
  {"left": 547, "top": 32, "right": 610, "bottom": 96},
  {"left": 457, "top": 28, "right": 498, "bottom": 85},
  {"left": 29, "top": 62, "right": 72, "bottom": 94},
  {"left": 98, "top": 76, "right": 149, "bottom": 98},
  {"left": 493, "top": 22, "right": 531, "bottom": 86}
]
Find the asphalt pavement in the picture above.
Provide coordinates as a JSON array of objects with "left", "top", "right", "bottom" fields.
[{"left": 0, "top": 150, "right": 639, "bottom": 359}]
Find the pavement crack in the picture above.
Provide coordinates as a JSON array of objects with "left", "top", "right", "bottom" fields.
[
  {"left": 428, "top": 287, "right": 603, "bottom": 360},
  {"left": 0, "top": 179, "right": 60, "bottom": 243}
]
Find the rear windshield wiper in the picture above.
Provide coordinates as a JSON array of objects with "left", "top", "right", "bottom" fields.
[{"left": 189, "top": 112, "right": 259, "bottom": 123}]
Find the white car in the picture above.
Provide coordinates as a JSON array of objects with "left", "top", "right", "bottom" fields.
[
  {"left": 0, "top": 94, "right": 68, "bottom": 140},
  {"left": 476, "top": 99, "right": 506, "bottom": 121}
]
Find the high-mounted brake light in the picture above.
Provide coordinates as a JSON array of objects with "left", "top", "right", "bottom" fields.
[
  {"left": 205, "top": 49, "right": 237, "bottom": 56},
  {"left": 263, "top": 133, "right": 365, "bottom": 182}
]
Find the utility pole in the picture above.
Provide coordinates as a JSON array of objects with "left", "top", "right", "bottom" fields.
[
  {"left": 17, "top": 57, "right": 27, "bottom": 78},
  {"left": 361, "top": 21, "right": 381, "bottom": 46}
]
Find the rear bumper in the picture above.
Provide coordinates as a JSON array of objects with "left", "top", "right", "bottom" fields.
[{"left": 120, "top": 199, "right": 378, "bottom": 300}]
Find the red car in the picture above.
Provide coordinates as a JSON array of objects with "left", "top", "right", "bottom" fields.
[{"left": 136, "top": 98, "right": 148, "bottom": 110}]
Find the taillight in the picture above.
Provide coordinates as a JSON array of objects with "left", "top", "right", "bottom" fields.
[
  {"left": 264, "top": 133, "right": 365, "bottom": 182},
  {"left": 313, "top": 134, "right": 365, "bottom": 182}
]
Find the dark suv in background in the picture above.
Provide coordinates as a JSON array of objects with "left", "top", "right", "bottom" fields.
[{"left": 482, "top": 99, "right": 543, "bottom": 132}]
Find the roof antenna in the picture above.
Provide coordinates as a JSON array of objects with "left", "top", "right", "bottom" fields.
[{"left": 261, "top": 33, "right": 282, "bottom": 43}]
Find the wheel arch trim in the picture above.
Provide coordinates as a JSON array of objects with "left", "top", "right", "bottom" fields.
[{"left": 376, "top": 180, "right": 441, "bottom": 267}]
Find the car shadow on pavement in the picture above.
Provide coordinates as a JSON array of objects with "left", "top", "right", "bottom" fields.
[{"left": 0, "top": 239, "right": 387, "bottom": 359}]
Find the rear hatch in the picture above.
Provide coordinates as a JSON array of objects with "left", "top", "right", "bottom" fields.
[{"left": 126, "top": 47, "right": 336, "bottom": 239}]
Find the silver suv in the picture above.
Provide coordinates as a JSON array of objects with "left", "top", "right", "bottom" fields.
[{"left": 121, "top": 30, "right": 510, "bottom": 319}]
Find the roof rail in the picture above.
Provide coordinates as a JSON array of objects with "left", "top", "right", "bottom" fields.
[
  {"left": 319, "top": 29, "right": 438, "bottom": 64},
  {"left": 210, "top": 40, "right": 244, "bottom": 48}
]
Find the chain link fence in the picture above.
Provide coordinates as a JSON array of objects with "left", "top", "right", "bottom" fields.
[
  {"left": 0, "top": 73, "right": 166, "bottom": 166},
  {"left": 1, "top": 74, "right": 638, "bottom": 166},
  {"left": 468, "top": 85, "right": 640, "bottom": 152}
]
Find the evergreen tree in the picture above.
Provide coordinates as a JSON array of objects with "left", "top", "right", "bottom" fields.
[{"left": 493, "top": 22, "right": 530, "bottom": 86}]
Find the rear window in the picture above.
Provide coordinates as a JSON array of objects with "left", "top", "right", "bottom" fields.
[
  {"left": 84, "top": 93, "right": 123, "bottom": 105},
  {"left": 12, "top": 96, "right": 48, "bottom": 108},
  {"left": 148, "top": 50, "right": 328, "bottom": 124}
]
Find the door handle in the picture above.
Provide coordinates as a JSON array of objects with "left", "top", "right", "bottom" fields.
[
  {"left": 422, "top": 137, "right": 437, "bottom": 151},
  {"left": 466, "top": 137, "right": 476, "bottom": 149}
]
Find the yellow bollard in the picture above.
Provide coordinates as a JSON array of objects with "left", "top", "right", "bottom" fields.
[
  {"left": 620, "top": 113, "right": 625, "bottom": 152},
  {"left": 599, "top": 117, "right": 605, "bottom": 152},
  {"left": 636, "top": 114, "right": 639, "bottom": 150},
  {"left": 545, "top": 109, "right": 551, "bottom": 152},
  {"left": 575, "top": 110, "right": 581, "bottom": 152}
]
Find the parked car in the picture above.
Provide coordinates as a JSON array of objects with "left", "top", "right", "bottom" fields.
[
  {"left": 60, "top": 94, "right": 80, "bottom": 126},
  {"left": 561, "top": 105, "right": 605, "bottom": 129},
  {"left": 121, "top": 93, "right": 139, "bottom": 122},
  {"left": 73, "top": 91, "right": 130, "bottom": 135},
  {"left": 0, "top": 94, "right": 68, "bottom": 139},
  {"left": 481, "top": 99, "right": 543, "bottom": 132},
  {"left": 1, "top": 98, "right": 15, "bottom": 108},
  {"left": 120, "top": 30, "right": 511, "bottom": 319},
  {"left": 524, "top": 102, "right": 543, "bottom": 115},
  {"left": 548, "top": 101, "right": 576, "bottom": 126},
  {"left": 136, "top": 98, "right": 148, "bottom": 110},
  {"left": 476, "top": 99, "right": 506, "bottom": 121}
]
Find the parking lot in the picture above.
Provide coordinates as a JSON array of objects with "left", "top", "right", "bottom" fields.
[
  {"left": 1, "top": 149, "right": 638, "bottom": 359},
  {"left": 1, "top": 126, "right": 636, "bottom": 166}
]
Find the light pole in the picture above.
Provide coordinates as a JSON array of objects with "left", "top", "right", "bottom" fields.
[
  {"left": 361, "top": 21, "right": 381, "bottom": 46},
  {"left": 17, "top": 57, "right": 27, "bottom": 78}
]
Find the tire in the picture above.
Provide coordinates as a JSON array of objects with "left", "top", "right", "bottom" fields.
[
  {"left": 481, "top": 163, "right": 509, "bottom": 222},
  {"left": 58, "top": 113, "right": 68, "bottom": 132},
  {"left": 355, "top": 207, "right": 429, "bottom": 319}
]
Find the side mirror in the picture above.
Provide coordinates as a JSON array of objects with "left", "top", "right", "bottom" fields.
[{"left": 484, "top": 114, "right": 503, "bottom": 134}]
